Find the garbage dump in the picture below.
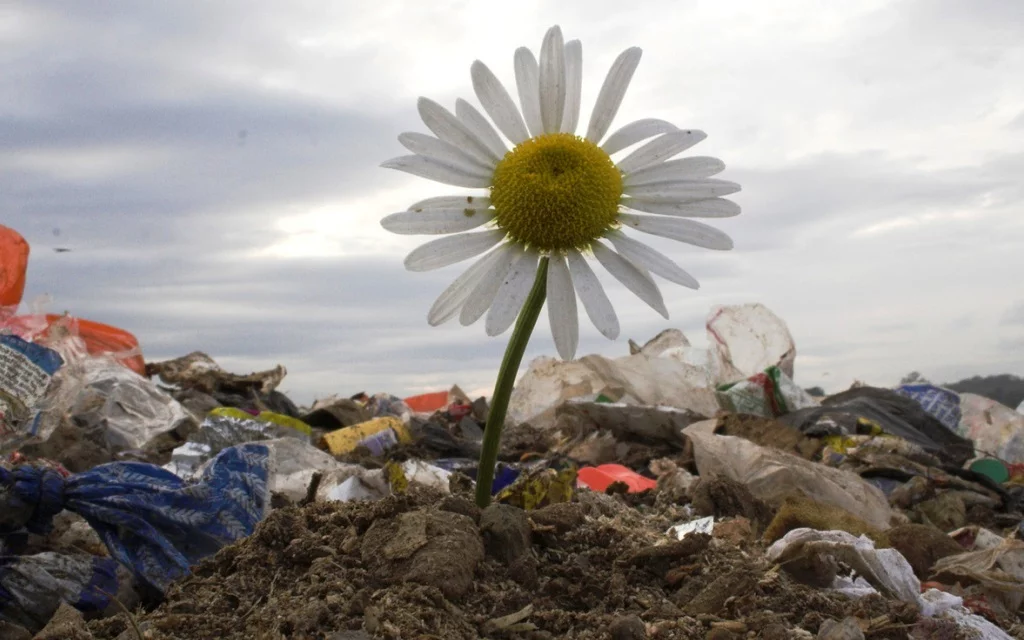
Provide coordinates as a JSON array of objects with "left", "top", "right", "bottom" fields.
[{"left": 3, "top": 234, "right": 1024, "bottom": 638}]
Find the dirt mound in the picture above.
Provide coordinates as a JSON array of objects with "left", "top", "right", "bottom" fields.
[{"left": 86, "top": 488, "right": 959, "bottom": 639}]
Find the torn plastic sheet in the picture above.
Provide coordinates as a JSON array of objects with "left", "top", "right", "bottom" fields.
[{"left": 667, "top": 516, "right": 714, "bottom": 540}]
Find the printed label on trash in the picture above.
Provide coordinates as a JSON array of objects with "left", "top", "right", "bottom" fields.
[{"left": 0, "top": 334, "right": 64, "bottom": 435}]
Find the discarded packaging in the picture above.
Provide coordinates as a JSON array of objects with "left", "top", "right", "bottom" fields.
[
  {"left": 931, "top": 536, "right": 1024, "bottom": 618},
  {"left": 0, "top": 335, "right": 63, "bottom": 436},
  {"left": 707, "top": 303, "right": 796, "bottom": 384},
  {"left": 167, "top": 407, "right": 310, "bottom": 479},
  {"left": 684, "top": 420, "right": 893, "bottom": 530},
  {"left": 0, "top": 225, "right": 29, "bottom": 311},
  {"left": 896, "top": 384, "right": 962, "bottom": 432},
  {"left": 958, "top": 392, "right": 1024, "bottom": 463},
  {"left": 577, "top": 464, "right": 657, "bottom": 493},
  {"left": 509, "top": 328, "right": 717, "bottom": 428},
  {"left": 715, "top": 365, "right": 818, "bottom": 417},
  {"left": 321, "top": 415, "right": 412, "bottom": 456},
  {"left": 667, "top": 516, "right": 715, "bottom": 539}
]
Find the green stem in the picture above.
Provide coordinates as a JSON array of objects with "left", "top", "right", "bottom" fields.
[{"left": 475, "top": 257, "right": 549, "bottom": 508}]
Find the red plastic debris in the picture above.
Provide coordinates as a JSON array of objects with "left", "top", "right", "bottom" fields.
[{"left": 577, "top": 464, "right": 658, "bottom": 493}]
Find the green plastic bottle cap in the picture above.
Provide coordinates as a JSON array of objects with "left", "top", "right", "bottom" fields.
[{"left": 969, "top": 458, "right": 1009, "bottom": 484}]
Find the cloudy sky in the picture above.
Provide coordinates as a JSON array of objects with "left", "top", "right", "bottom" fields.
[{"left": 3, "top": 0, "right": 1022, "bottom": 405}]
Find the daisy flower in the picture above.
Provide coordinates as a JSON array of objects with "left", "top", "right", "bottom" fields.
[{"left": 382, "top": 26, "right": 739, "bottom": 360}]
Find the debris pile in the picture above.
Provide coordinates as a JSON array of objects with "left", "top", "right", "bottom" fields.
[{"left": 5, "top": 223, "right": 1024, "bottom": 638}]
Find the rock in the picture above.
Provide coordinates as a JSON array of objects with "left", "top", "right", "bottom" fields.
[
  {"left": 886, "top": 524, "right": 963, "bottom": 579},
  {"left": 817, "top": 617, "right": 865, "bottom": 640},
  {"left": 629, "top": 534, "right": 711, "bottom": 577},
  {"left": 479, "top": 504, "right": 532, "bottom": 565},
  {"left": 438, "top": 496, "right": 481, "bottom": 523},
  {"left": 609, "top": 614, "right": 647, "bottom": 640},
  {"left": 530, "top": 502, "right": 586, "bottom": 533},
  {"left": 682, "top": 570, "right": 757, "bottom": 616},
  {"left": 360, "top": 509, "right": 483, "bottom": 600},
  {"left": 32, "top": 602, "right": 94, "bottom": 640}
]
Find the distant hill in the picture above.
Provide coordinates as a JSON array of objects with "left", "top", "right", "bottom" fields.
[{"left": 944, "top": 374, "right": 1024, "bottom": 409}]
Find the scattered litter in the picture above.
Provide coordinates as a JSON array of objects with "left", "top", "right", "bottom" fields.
[{"left": 667, "top": 515, "right": 715, "bottom": 539}]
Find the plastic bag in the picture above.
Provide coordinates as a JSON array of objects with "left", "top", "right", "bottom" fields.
[
  {"left": 4, "top": 314, "right": 145, "bottom": 377},
  {"left": 0, "top": 335, "right": 63, "bottom": 437},
  {"left": 508, "top": 329, "right": 718, "bottom": 428},
  {"left": 931, "top": 537, "right": 1024, "bottom": 618},
  {"left": 958, "top": 393, "right": 1024, "bottom": 463},
  {"left": 715, "top": 366, "right": 819, "bottom": 417},
  {"left": 896, "top": 384, "right": 962, "bottom": 432},
  {"left": 684, "top": 420, "right": 893, "bottom": 530},
  {"left": 0, "top": 225, "right": 29, "bottom": 313},
  {"left": 167, "top": 408, "right": 311, "bottom": 480},
  {"left": 707, "top": 303, "right": 796, "bottom": 385}
]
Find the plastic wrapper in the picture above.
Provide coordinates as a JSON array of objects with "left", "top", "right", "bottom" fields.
[
  {"left": 684, "top": 420, "right": 893, "bottom": 530},
  {"left": 509, "top": 328, "right": 718, "bottom": 428},
  {"left": 715, "top": 365, "right": 818, "bottom": 417},
  {"left": 931, "top": 536, "right": 1024, "bottom": 618},
  {"left": 896, "top": 384, "right": 962, "bottom": 432},
  {"left": 577, "top": 464, "right": 657, "bottom": 493},
  {"left": 707, "top": 303, "right": 796, "bottom": 385},
  {"left": 167, "top": 407, "right": 310, "bottom": 479},
  {"left": 667, "top": 516, "right": 714, "bottom": 540},
  {"left": 0, "top": 335, "right": 63, "bottom": 438},
  {"left": 321, "top": 415, "right": 412, "bottom": 456},
  {"left": 958, "top": 393, "right": 1024, "bottom": 463},
  {"left": 70, "top": 355, "right": 192, "bottom": 451}
]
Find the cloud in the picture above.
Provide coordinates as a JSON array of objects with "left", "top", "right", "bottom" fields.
[{"left": 3, "top": 0, "right": 1023, "bottom": 405}]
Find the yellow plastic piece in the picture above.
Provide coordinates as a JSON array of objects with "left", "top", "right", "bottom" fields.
[{"left": 321, "top": 416, "right": 411, "bottom": 455}]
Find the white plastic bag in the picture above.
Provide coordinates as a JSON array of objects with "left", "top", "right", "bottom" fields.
[
  {"left": 707, "top": 303, "right": 796, "bottom": 385},
  {"left": 508, "top": 329, "right": 717, "bottom": 427},
  {"left": 958, "top": 393, "right": 1024, "bottom": 463}
]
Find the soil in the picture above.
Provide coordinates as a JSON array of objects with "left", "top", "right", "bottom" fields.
[{"left": 78, "top": 486, "right": 977, "bottom": 640}]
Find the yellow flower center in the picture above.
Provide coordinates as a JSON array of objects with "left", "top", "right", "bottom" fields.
[{"left": 490, "top": 133, "right": 622, "bottom": 252}]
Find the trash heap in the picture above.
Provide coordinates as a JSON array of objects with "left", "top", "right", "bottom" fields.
[{"left": 4, "top": 224, "right": 1024, "bottom": 639}]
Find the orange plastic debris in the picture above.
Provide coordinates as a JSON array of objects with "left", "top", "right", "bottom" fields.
[
  {"left": 5, "top": 314, "right": 146, "bottom": 376},
  {"left": 0, "top": 225, "right": 30, "bottom": 309},
  {"left": 577, "top": 464, "right": 658, "bottom": 493},
  {"left": 404, "top": 391, "right": 450, "bottom": 413}
]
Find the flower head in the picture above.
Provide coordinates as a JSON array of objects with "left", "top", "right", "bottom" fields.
[{"left": 382, "top": 26, "right": 740, "bottom": 360}]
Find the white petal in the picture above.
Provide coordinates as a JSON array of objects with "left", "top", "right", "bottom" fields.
[
  {"left": 601, "top": 119, "right": 678, "bottom": 155},
  {"left": 417, "top": 98, "right": 496, "bottom": 168},
  {"left": 617, "top": 212, "right": 733, "bottom": 250},
  {"left": 615, "top": 129, "right": 707, "bottom": 175},
  {"left": 514, "top": 48, "right": 544, "bottom": 138},
  {"left": 455, "top": 98, "right": 508, "bottom": 162},
  {"left": 486, "top": 250, "right": 540, "bottom": 336},
  {"left": 606, "top": 231, "right": 699, "bottom": 289},
  {"left": 624, "top": 178, "right": 741, "bottom": 200},
  {"left": 560, "top": 39, "right": 582, "bottom": 134},
  {"left": 428, "top": 247, "right": 508, "bottom": 325},
  {"left": 398, "top": 132, "right": 493, "bottom": 172},
  {"left": 546, "top": 254, "right": 578, "bottom": 360},
  {"left": 381, "top": 206, "right": 495, "bottom": 235},
  {"left": 382, "top": 154, "right": 492, "bottom": 188},
  {"left": 539, "top": 26, "right": 566, "bottom": 135},
  {"left": 586, "top": 47, "right": 642, "bottom": 144},
  {"left": 471, "top": 60, "right": 530, "bottom": 145},
  {"left": 591, "top": 240, "right": 668, "bottom": 318},
  {"left": 404, "top": 230, "right": 506, "bottom": 272},
  {"left": 566, "top": 251, "right": 619, "bottom": 339},
  {"left": 622, "top": 196, "right": 741, "bottom": 218},
  {"left": 460, "top": 244, "right": 522, "bottom": 325},
  {"left": 623, "top": 156, "right": 726, "bottom": 186},
  {"left": 407, "top": 194, "right": 491, "bottom": 213}
]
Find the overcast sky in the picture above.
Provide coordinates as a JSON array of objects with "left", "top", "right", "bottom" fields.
[{"left": 3, "top": 0, "right": 1022, "bottom": 405}]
